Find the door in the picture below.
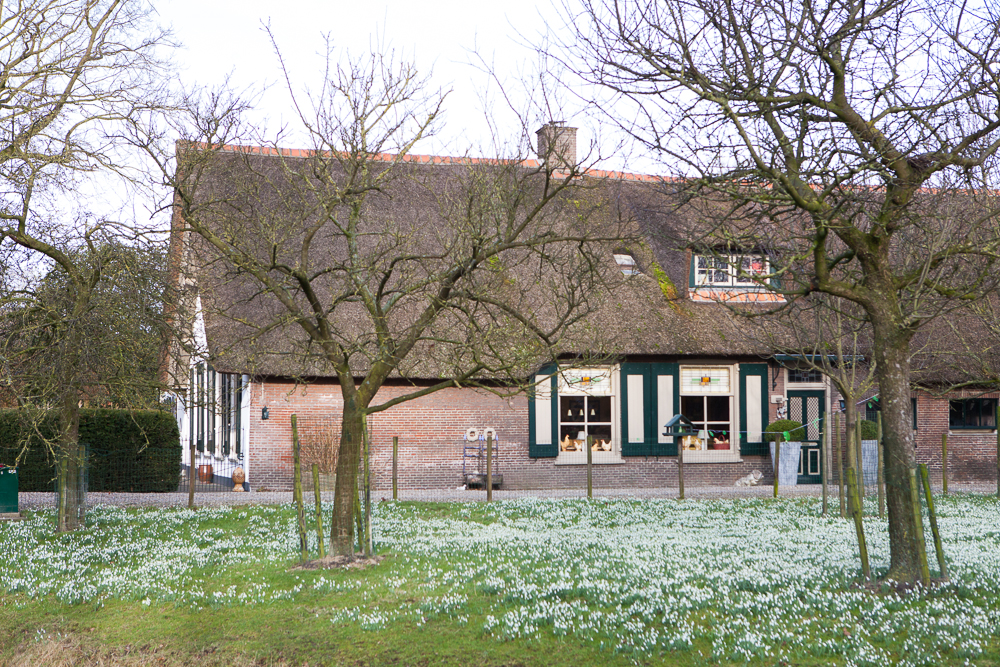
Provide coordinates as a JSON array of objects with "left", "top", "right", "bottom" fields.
[{"left": 786, "top": 390, "right": 825, "bottom": 484}]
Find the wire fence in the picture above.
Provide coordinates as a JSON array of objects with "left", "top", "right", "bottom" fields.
[{"left": 8, "top": 425, "right": 1000, "bottom": 512}]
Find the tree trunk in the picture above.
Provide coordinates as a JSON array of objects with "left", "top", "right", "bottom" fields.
[
  {"left": 872, "top": 322, "right": 921, "bottom": 582},
  {"left": 331, "top": 398, "right": 364, "bottom": 556},
  {"left": 843, "top": 403, "right": 860, "bottom": 510},
  {"left": 56, "top": 393, "right": 84, "bottom": 532}
]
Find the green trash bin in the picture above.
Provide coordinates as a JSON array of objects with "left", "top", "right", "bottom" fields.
[{"left": 0, "top": 466, "right": 17, "bottom": 514}]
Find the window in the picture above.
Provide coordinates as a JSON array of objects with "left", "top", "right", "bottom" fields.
[
  {"left": 531, "top": 362, "right": 762, "bottom": 461},
  {"left": 679, "top": 367, "right": 733, "bottom": 453},
  {"left": 694, "top": 254, "right": 769, "bottom": 287},
  {"left": 949, "top": 398, "right": 997, "bottom": 430},
  {"left": 557, "top": 368, "right": 617, "bottom": 459},
  {"left": 613, "top": 253, "right": 640, "bottom": 276},
  {"left": 788, "top": 368, "right": 823, "bottom": 384}
]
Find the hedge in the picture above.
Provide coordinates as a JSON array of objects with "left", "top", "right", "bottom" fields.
[
  {"left": 0, "top": 409, "right": 180, "bottom": 492},
  {"left": 764, "top": 419, "right": 806, "bottom": 443},
  {"left": 859, "top": 419, "right": 879, "bottom": 441}
]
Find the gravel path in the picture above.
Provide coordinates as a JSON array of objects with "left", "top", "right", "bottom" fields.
[{"left": 16, "top": 481, "right": 996, "bottom": 509}]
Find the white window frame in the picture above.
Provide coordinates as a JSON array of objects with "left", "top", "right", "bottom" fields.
[
  {"left": 554, "top": 366, "right": 623, "bottom": 465},
  {"left": 785, "top": 367, "right": 827, "bottom": 389},
  {"left": 678, "top": 364, "right": 741, "bottom": 463},
  {"left": 694, "top": 254, "right": 770, "bottom": 288},
  {"left": 613, "top": 253, "right": 640, "bottom": 276}
]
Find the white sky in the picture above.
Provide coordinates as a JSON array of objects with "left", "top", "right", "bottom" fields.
[{"left": 157, "top": 0, "right": 603, "bottom": 162}]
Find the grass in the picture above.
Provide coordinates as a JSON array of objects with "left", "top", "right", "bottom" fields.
[{"left": 1, "top": 495, "right": 999, "bottom": 666}]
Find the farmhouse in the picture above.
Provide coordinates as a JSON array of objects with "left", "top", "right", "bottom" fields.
[{"left": 165, "top": 125, "right": 999, "bottom": 492}]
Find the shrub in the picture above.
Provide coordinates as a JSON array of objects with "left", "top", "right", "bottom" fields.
[
  {"left": 764, "top": 419, "right": 805, "bottom": 442},
  {"left": 859, "top": 419, "right": 879, "bottom": 440},
  {"left": 0, "top": 409, "right": 180, "bottom": 492}
]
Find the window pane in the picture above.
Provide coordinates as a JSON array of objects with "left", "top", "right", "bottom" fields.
[
  {"left": 707, "top": 395, "right": 730, "bottom": 422},
  {"left": 561, "top": 396, "right": 585, "bottom": 423},
  {"left": 969, "top": 399, "right": 983, "bottom": 427},
  {"left": 949, "top": 400, "right": 964, "bottom": 428},
  {"left": 708, "top": 429, "right": 732, "bottom": 448},
  {"left": 560, "top": 425, "right": 588, "bottom": 441},
  {"left": 983, "top": 400, "right": 997, "bottom": 428},
  {"left": 589, "top": 424, "right": 612, "bottom": 441},
  {"left": 711, "top": 257, "right": 728, "bottom": 283},
  {"left": 588, "top": 396, "right": 612, "bottom": 423},
  {"left": 788, "top": 368, "right": 823, "bottom": 383},
  {"left": 681, "top": 367, "right": 731, "bottom": 394},
  {"left": 737, "top": 256, "right": 754, "bottom": 283},
  {"left": 681, "top": 395, "right": 704, "bottom": 422}
]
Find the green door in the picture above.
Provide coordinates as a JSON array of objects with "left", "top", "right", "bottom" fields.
[
  {"left": 0, "top": 467, "right": 17, "bottom": 513},
  {"left": 786, "top": 390, "right": 825, "bottom": 484}
]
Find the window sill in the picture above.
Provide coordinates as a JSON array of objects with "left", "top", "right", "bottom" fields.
[
  {"left": 948, "top": 429, "right": 997, "bottom": 434},
  {"left": 679, "top": 451, "right": 742, "bottom": 464},
  {"left": 554, "top": 453, "right": 625, "bottom": 465}
]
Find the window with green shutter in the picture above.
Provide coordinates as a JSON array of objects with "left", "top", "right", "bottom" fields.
[
  {"left": 620, "top": 362, "right": 679, "bottom": 456},
  {"left": 528, "top": 366, "right": 558, "bottom": 457},
  {"left": 739, "top": 364, "right": 769, "bottom": 456}
]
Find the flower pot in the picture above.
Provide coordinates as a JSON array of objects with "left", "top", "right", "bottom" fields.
[
  {"left": 710, "top": 442, "right": 730, "bottom": 450},
  {"left": 197, "top": 464, "right": 214, "bottom": 483},
  {"left": 769, "top": 441, "right": 802, "bottom": 486}
]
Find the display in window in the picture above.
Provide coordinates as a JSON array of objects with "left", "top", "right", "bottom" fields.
[
  {"left": 680, "top": 392, "right": 733, "bottom": 451},
  {"left": 559, "top": 395, "right": 612, "bottom": 452}
]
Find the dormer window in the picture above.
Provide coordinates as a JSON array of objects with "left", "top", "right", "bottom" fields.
[
  {"left": 694, "top": 253, "right": 769, "bottom": 287},
  {"left": 614, "top": 252, "right": 639, "bottom": 276}
]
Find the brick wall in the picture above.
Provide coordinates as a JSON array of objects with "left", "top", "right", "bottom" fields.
[
  {"left": 914, "top": 391, "right": 999, "bottom": 483},
  {"left": 242, "top": 376, "right": 999, "bottom": 491},
  {"left": 244, "top": 379, "right": 783, "bottom": 491}
]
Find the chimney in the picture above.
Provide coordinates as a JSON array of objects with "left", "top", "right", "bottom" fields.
[{"left": 536, "top": 122, "right": 577, "bottom": 169}]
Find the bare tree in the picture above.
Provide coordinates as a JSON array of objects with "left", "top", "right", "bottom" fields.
[
  {"left": 558, "top": 0, "right": 1000, "bottom": 581},
  {"left": 141, "top": 45, "right": 635, "bottom": 557},
  {"left": 0, "top": 0, "right": 170, "bottom": 530}
]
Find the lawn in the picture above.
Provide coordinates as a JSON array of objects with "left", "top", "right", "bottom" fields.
[{"left": 1, "top": 495, "right": 999, "bottom": 666}]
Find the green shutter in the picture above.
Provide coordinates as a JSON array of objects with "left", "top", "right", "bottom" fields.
[
  {"left": 621, "top": 362, "right": 679, "bottom": 457},
  {"left": 620, "top": 362, "right": 649, "bottom": 456},
  {"left": 739, "top": 363, "right": 770, "bottom": 456},
  {"left": 528, "top": 365, "right": 558, "bottom": 458},
  {"left": 650, "top": 362, "right": 680, "bottom": 456}
]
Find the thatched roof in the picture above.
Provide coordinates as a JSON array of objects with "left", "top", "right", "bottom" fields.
[{"left": 166, "top": 144, "right": 817, "bottom": 382}]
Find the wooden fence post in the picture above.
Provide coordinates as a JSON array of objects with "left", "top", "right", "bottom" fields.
[
  {"left": 353, "top": 476, "right": 363, "bottom": 554},
  {"left": 919, "top": 464, "right": 948, "bottom": 580},
  {"left": 586, "top": 435, "right": 593, "bottom": 499},
  {"left": 877, "top": 412, "right": 885, "bottom": 519},
  {"left": 291, "top": 415, "right": 308, "bottom": 562},
  {"left": 392, "top": 436, "right": 398, "bottom": 501},
  {"left": 188, "top": 440, "right": 196, "bottom": 509},
  {"left": 836, "top": 412, "right": 845, "bottom": 518},
  {"left": 856, "top": 418, "right": 865, "bottom": 501},
  {"left": 941, "top": 432, "right": 949, "bottom": 495},
  {"left": 486, "top": 433, "right": 493, "bottom": 503},
  {"left": 312, "top": 463, "right": 326, "bottom": 559},
  {"left": 845, "top": 468, "right": 870, "bottom": 581},
  {"left": 677, "top": 438, "right": 685, "bottom": 500},
  {"left": 821, "top": 416, "right": 828, "bottom": 516},
  {"left": 908, "top": 466, "right": 932, "bottom": 587},
  {"left": 773, "top": 435, "right": 781, "bottom": 498},
  {"left": 363, "top": 414, "right": 372, "bottom": 557}
]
